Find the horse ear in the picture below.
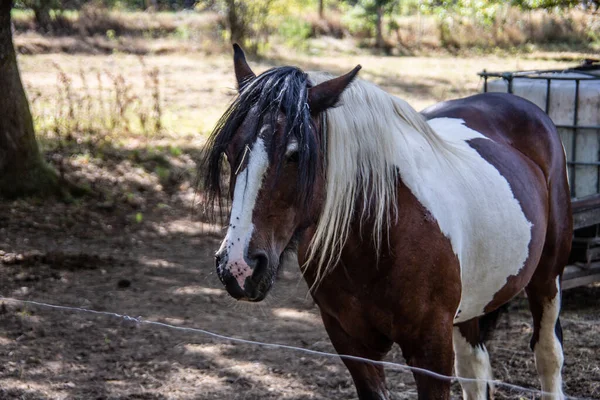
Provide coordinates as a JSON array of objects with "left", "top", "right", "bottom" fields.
[
  {"left": 233, "top": 43, "right": 256, "bottom": 91},
  {"left": 308, "top": 65, "right": 362, "bottom": 115}
]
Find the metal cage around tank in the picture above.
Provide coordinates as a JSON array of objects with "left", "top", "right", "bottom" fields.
[
  {"left": 479, "top": 62, "right": 600, "bottom": 200},
  {"left": 479, "top": 62, "right": 600, "bottom": 289}
]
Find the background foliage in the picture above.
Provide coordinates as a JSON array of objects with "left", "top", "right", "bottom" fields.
[{"left": 11, "top": 0, "right": 600, "bottom": 53}]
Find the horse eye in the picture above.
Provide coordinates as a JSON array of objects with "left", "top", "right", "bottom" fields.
[{"left": 286, "top": 151, "right": 299, "bottom": 163}]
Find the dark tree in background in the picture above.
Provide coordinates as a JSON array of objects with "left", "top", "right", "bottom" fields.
[
  {"left": 375, "top": 0, "right": 385, "bottom": 48},
  {"left": 344, "top": 0, "right": 398, "bottom": 49},
  {"left": 225, "top": 0, "right": 246, "bottom": 45},
  {"left": 0, "top": 0, "right": 58, "bottom": 198},
  {"left": 24, "top": 0, "right": 53, "bottom": 31}
]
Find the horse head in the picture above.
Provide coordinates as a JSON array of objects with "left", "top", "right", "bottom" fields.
[{"left": 204, "top": 44, "right": 360, "bottom": 301}]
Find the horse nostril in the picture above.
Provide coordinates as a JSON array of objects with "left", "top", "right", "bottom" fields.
[
  {"left": 215, "top": 249, "right": 227, "bottom": 267},
  {"left": 215, "top": 251, "right": 227, "bottom": 284},
  {"left": 249, "top": 252, "right": 269, "bottom": 277}
]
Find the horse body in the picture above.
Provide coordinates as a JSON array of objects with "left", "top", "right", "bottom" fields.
[
  {"left": 204, "top": 46, "right": 572, "bottom": 400},
  {"left": 298, "top": 93, "right": 571, "bottom": 399},
  {"left": 422, "top": 93, "right": 572, "bottom": 318}
]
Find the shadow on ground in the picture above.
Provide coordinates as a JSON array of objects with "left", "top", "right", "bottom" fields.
[{"left": 1, "top": 110, "right": 599, "bottom": 400}]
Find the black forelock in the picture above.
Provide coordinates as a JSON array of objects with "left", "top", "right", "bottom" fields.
[{"left": 201, "top": 66, "right": 320, "bottom": 219}]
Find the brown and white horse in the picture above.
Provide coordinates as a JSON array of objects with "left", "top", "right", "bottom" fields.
[{"left": 202, "top": 45, "right": 573, "bottom": 400}]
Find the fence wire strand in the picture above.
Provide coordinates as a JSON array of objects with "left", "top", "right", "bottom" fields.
[{"left": 0, "top": 295, "right": 594, "bottom": 400}]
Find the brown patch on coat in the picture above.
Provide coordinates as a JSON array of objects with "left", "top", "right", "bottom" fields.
[
  {"left": 456, "top": 318, "right": 481, "bottom": 348},
  {"left": 299, "top": 180, "right": 461, "bottom": 398}
]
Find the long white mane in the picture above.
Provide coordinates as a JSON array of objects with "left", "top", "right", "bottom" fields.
[{"left": 305, "top": 72, "right": 453, "bottom": 283}]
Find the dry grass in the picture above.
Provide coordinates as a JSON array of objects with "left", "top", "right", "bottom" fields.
[
  {"left": 20, "top": 51, "right": 589, "bottom": 144},
  {"left": 11, "top": 6, "right": 219, "bottom": 37},
  {"left": 305, "top": 11, "right": 347, "bottom": 39},
  {"left": 12, "top": 8, "right": 225, "bottom": 56},
  {"left": 17, "top": 50, "right": 588, "bottom": 205},
  {"left": 435, "top": 8, "right": 598, "bottom": 51},
  {"left": 25, "top": 58, "right": 163, "bottom": 152},
  {"left": 11, "top": 7, "right": 599, "bottom": 57},
  {"left": 300, "top": 7, "right": 599, "bottom": 53}
]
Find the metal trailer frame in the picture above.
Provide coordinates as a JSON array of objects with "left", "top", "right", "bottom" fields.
[{"left": 479, "top": 62, "right": 600, "bottom": 289}]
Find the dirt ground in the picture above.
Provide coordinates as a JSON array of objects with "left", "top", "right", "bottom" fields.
[
  {"left": 1, "top": 48, "right": 600, "bottom": 399},
  {"left": 1, "top": 175, "right": 600, "bottom": 400}
]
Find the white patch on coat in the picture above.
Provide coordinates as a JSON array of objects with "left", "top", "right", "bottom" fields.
[
  {"left": 533, "top": 277, "right": 564, "bottom": 399},
  {"left": 399, "top": 118, "right": 532, "bottom": 322},
  {"left": 453, "top": 327, "right": 493, "bottom": 400},
  {"left": 217, "top": 138, "right": 269, "bottom": 288}
]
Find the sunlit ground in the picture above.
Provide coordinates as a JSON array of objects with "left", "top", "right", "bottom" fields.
[{"left": 19, "top": 51, "right": 583, "bottom": 140}]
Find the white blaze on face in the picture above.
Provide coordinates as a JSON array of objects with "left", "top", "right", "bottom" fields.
[{"left": 218, "top": 137, "right": 269, "bottom": 289}]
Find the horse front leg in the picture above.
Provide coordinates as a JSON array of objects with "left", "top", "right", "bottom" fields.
[
  {"left": 398, "top": 312, "right": 455, "bottom": 400},
  {"left": 453, "top": 319, "right": 494, "bottom": 400},
  {"left": 320, "top": 312, "right": 393, "bottom": 400}
]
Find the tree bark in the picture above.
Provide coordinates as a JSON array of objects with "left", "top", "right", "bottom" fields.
[
  {"left": 226, "top": 0, "right": 245, "bottom": 45},
  {"left": 0, "top": 0, "right": 58, "bottom": 198},
  {"left": 32, "top": 0, "right": 52, "bottom": 32},
  {"left": 375, "top": 5, "right": 385, "bottom": 48}
]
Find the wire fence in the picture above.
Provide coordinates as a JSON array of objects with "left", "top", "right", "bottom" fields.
[{"left": 0, "top": 294, "right": 596, "bottom": 400}]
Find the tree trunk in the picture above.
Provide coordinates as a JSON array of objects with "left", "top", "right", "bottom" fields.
[
  {"left": 0, "top": 0, "right": 58, "bottom": 198},
  {"left": 226, "top": 0, "right": 245, "bottom": 45},
  {"left": 144, "top": 0, "right": 158, "bottom": 12},
  {"left": 375, "top": 5, "right": 385, "bottom": 48},
  {"left": 32, "top": 0, "right": 52, "bottom": 32},
  {"left": 319, "top": 0, "right": 324, "bottom": 19}
]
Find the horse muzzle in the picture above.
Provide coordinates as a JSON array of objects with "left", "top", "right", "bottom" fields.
[{"left": 215, "top": 250, "right": 272, "bottom": 302}]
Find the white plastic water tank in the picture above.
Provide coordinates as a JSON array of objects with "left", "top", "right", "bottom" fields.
[{"left": 486, "top": 69, "right": 600, "bottom": 198}]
